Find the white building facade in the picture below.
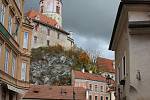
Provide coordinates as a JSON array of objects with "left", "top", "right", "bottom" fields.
[
  {"left": 31, "top": 19, "right": 74, "bottom": 49},
  {"left": 109, "top": 0, "right": 150, "bottom": 100}
]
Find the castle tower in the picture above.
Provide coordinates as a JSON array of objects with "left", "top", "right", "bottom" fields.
[{"left": 40, "top": 0, "right": 62, "bottom": 27}]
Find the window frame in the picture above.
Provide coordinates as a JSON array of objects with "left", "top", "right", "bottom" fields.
[
  {"left": 12, "top": 53, "right": 17, "bottom": 77},
  {"left": 89, "top": 84, "right": 92, "bottom": 91},
  {"left": 8, "top": 14, "right": 13, "bottom": 34},
  {"left": 4, "top": 48, "right": 9, "bottom": 73},
  {"left": 100, "top": 86, "right": 103, "bottom": 92},
  {"left": 89, "top": 95, "right": 92, "bottom": 100},
  {"left": 34, "top": 36, "right": 37, "bottom": 43},
  {"left": 21, "top": 62, "right": 27, "bottom": 81},
  {"left": 122, "top": 56, "right": 126, "bottom": 78},
  {"left": 57, "top": 33, "right": 60, "bottom": 39},
  {"left": 0, "top": 43, "right": 2, "bottom": 59},
  {"left": 95, "top": 96, "right": 98, "bottom": 100},
  {"left": 47, "top": 28, "right": 50, "bottom": 36},
  {"left": 56, "top": 6, "right": 60, "bottom": 14},
  {"left": 47, "top": 40, "right": 50, "bottom": 46},
  {"left": 100, "top": 96, "right": 103, "bottom": 100},
  {"left": 95, "top": 85, "right": 98, "bottom": 92},
  {"left": 16, "top": 0, "right": 21, "bottom": 9},
  {"left": 0, "top": 3, "right": 5, "bottom": 25},
  {"left": 106, "top": 97, "right": 109, "bottom": 100},
  {"left": 23, "top": 32, "right": 29, "bottom": 49}
]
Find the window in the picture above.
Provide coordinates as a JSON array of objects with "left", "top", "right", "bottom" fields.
[
  {"left": 23, "top": 32, "right": 29, "bottom": 48},
  {"left": 47, "top": 28, "right": 50, "bottom": 36},
  {"left": 35, "top": 23, "right": 39, "bottom": 31},
  {"left": 56, "top": 6, "right": 60, "bottom": 14},
  {"left": 89, "top": 95, "right": 92, "bottom": 100},
  {"left": 95, "top": 96, "right": 98, "bottom": 100},
  {"left": 34, "top": 36, "right": 37, "bottom": 43},
  {"left": 57, "top": 33, "right": 60, "bottom": 39},
  {"left": 14, "top": 19, "right": 20, "bottom": 37},
  {"left": 100, "top": 96, "right": 103, "bottom": 100},
  {"left": 106, "top": 97, "right": 109, "bottom": 100},
  {"left": 12, "top": 54, "right": 16, "bottom": 77},
  {"left": 100, "top": 86, "right": 103, "bottom": 92},
  {"left": 16, "top": 0, "right": 21, "bottom": 9},
  {"left": 0, "top": 3, "right": 5, "bottom": 25},
  {"left": 4, "top": 48, "right": 9, "bottom": 73},
  {"left": 21, "top": 62, "right": 27, "bottom": 81},
  {"left": 122, "top": 56, "right": 126, "bottom": 77},
  {"left": 8, "top": 15, "right": 12, "bottom": 34},
  {"left": 2, "top": 87, "right": 6, "bottom": 100},
  {"left": 95, "top": 85, "right": 98, "bottom": 92},
  {"left": 47, "top": 40, "right": 50, "bottom": 46},
  {"left": 0, "top": 44, "right": 2, "bottom": 58},
  {"left": 41, "top": 5, "right": 44, "bottom": 13},
  {"left": 9, "top": 91, "right": 13, "bottom": 100},
  {"left": 89, "top": 84, "right": 92, "bottom": 90}
]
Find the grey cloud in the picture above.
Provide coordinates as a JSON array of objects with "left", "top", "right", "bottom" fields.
[
  {"left": 62, "top": 0, "right": 120, "bottom": 40},
  {"left": 24, "top": 0, "right": 119, "bottom": 59}
]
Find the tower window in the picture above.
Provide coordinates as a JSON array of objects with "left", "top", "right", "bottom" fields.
[
  {"left": 56, "top": 6, "right": 60, "bottom": 14},
  {"left": 41, "top": 5, "right": 44, "bottom": 13},
  {"left": 47, "top": 40, "right": 50, "bottom": 46},
  {"left": 34, "top": 36, "right": 37, "bottom": 43},
  {"left": 47, "top": 28, "right": 50, "bottom": 36},
  {"left": 57, "top": 33, "right": 60, "bottom": 39}
]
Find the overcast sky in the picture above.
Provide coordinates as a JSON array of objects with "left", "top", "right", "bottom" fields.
[{"left": 24, "top": 0, "right": 120, "bottom": 60}]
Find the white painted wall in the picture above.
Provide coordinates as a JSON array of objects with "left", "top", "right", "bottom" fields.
[{"left": 31, "top": 23, "right": 74, "bottom": 49}]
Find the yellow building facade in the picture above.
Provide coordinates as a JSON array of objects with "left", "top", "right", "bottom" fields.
[{"left": 0, "top": 0, "right": 33, "bottom": 100}]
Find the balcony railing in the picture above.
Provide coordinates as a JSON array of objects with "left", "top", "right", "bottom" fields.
[
  {"left": 0, "top": 23, "right": 10, "bottom": 38},
  {"left": 0, "top": 70, "right": 30, "bottom": 89},
  {"left": 0, "top": 22, "right": 20, "bottom": 49}
]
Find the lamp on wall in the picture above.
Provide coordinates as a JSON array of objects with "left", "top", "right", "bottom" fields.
[{"left": 136, "top": 70, "right": 141, "bottom": 81}]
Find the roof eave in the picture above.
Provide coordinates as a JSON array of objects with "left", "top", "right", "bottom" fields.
[
  {"left": 109, "top": 2, "right": 124, "bottom": 50},
  {"left": 109, "top": 1, "right": 150, "bottom": 50}
]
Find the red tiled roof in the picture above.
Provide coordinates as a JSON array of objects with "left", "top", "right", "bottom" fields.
[
  {"left": 73, "top": 70, "right": 106, "bottom": 82},
  {"left": 26, "top": 10, "right": 57, "bottom": 27},
  {"left": 96, "top": 57, "right": 115, "bottom": 73},
  {"left": 23, "top": 85, "right": 86, "bottom": 100}
]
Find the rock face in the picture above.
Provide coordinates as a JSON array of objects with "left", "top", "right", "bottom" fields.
[{"left": 30, "top": 53, "right": 73, "bottom": 85}]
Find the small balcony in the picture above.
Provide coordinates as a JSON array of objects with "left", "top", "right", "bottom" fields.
[{"left": 0, "top": 70, "right": 30, "bottom": 89}]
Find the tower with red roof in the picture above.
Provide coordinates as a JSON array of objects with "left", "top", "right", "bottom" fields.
[{"left": 39, "top": 0, "right": 62, "bottom": 28}]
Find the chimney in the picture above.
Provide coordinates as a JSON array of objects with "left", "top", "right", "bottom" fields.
[
  {"left": 81, "top": 68, "right": 85, "bottom": 73},
  {"left": 89, "top": 70, "right": 92, "bottom": 74}
]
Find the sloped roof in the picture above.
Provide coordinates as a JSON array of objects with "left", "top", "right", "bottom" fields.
[
  {"left": 26, "top": 10, "right": 57, "bottom": 27},
  {"left": 23, "top": 85, "right": 86, "bottom": 100},
  {"left": 96, "top": 57, "right": 115, "bottom": 73},
  {"left": 73, "top": 70, "right": 106, "bottom": 82}
]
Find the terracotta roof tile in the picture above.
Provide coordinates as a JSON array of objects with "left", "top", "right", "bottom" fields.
[
  {"left": 73, "top": 70, "right": 107, "bottom": 82},
  {"left": 26, "top": 10, "right": 57, "bottom": 27},
  {"left": 96, "top": 57, "right": 115, "bottom": 73},
  {"left": 23, "top": 85, "right": 86, "bottom": 100}
]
